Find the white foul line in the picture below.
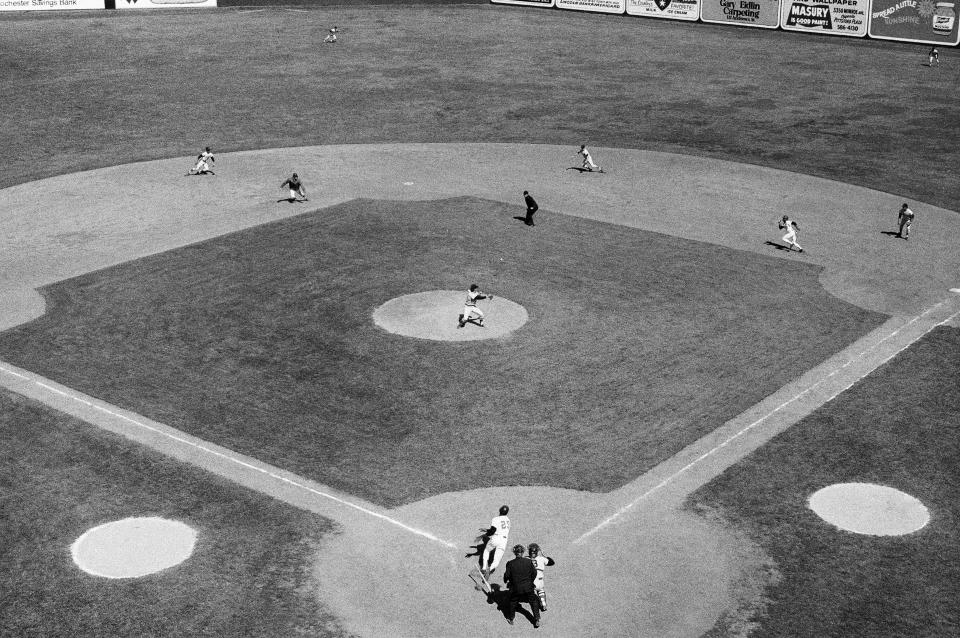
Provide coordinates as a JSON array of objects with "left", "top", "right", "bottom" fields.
[
  {"left": 0, "top": 364, "right": 456, "bottom": 549},
  {"left": 574, "top": 301, "right": 959, "bottom": 544}
]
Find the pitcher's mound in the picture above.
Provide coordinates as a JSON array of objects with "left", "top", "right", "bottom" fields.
[
  {"left": 373, "top": 290, "right": 528, "bottom": 341},
  {"left": 808, "top": 483, "right": 930, "bottom": 536}
]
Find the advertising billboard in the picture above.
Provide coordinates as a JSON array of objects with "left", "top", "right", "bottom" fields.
[
  {"left": 869, "top": 0, "right": 960, "bottom": 44},
  {"left": 0, "top": 0, "right": 103, "bottom": 10},
  {"left": 491, "top": 0, "right": 553, "bottom": 6},
  {"left": 556, "top": 0, "right": 626, "bottom": 14},
  {"left": 780, "top": 0, "right": 868, "bottom": 36},
  {"left": 701, "top": 0, "right": 781, "bottom": 27},
  {"left": 115, "top": 0, "right": 215, "bottom": 7},
  {"left": 627, "top": 0, "right": 700, "bottom": 20}
]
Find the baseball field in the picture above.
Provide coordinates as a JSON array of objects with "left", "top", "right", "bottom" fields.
[{"left": 1, "top": 3, "right": 959, "bottom": 637}]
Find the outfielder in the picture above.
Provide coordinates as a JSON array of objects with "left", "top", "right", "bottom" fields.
[
  {"left": 187, "top": 147, "right": 215, "bottom": 175},
  {"left": 897, "top": 203, "right": 915, "bottom": 239},
  {"left": 324, "top": 26, "right": 338, "bottom": 43},
  {"left": 528, "top": 543, "right": 555, "bottom": 612},
  {"left": 779, "top": 215, "right": 803, "bottom": 252},
  {"left": 457, "top": 284, "right": 493, "bottom": 328},
  {"left": 481, "top": 505, "right": 511, "bottom": 579},
  {"left": 578, "top": 144, "right": 603, "bottom": 173}
]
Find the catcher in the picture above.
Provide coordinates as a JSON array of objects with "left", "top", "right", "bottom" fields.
[{"left": 457, "top": 284, "right": 493, "bottom": 328}]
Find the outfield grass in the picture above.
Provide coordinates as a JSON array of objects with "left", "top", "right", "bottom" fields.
[
  {"left": 0, "top": 196, "right": 885, "bottom": 506},
  {"left": 689, "top": 325, "right": 960, "bottom": 638},
  {"left": 0, "top": 388, "right": 348, "bottom": 638},
  {"left": 1, "top": 6, "right": 959, "bottom": 212}
]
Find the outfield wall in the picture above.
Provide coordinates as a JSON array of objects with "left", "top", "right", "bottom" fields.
[
  {"left": 0, "top": 0, "right": 214, "bottom": 10},
  {"left": 493, "top": 0, "right": 959, "bottom": 46}
]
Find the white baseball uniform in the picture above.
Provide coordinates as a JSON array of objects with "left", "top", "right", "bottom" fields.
[{"left": 482, "top": 514, "right": 510, "bottom": 572}]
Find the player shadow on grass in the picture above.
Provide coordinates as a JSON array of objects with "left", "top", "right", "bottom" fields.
[
  {"left": 512, "top": 216, "right": 535, "bottom": 226},
  {"left": 276, "top": 198, "right": 309, "bottom": 203},
  {"left": 880, "top": 230, "right": 902, "bottom": 238},
  {"left": 565, "top": 166, "right": 598, "bottom": 173}
]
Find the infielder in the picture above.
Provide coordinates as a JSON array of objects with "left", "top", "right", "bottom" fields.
[
  {"left": 528, "top": 543, "right": 555, "bottom": 612},
  {"left": 481, "top": 505, "right": 510, "bottom": 578},
  {"left": 897, "top": 203, "right": 915, "bottom": 239},
  {"left": 187, "top": 147, "right": 215, "bottom": 175},
  {"left": 457, "top": 284, "right": 493, "bottom": 328},
  {"left": 779, "top": 215, "right": 803, "bottom": 252},
  {"left": 280, "top": 173, "right": 308, "bottom": 202},
  {"left": 578, "top": 145, "right": 603, "bottom": 173}
]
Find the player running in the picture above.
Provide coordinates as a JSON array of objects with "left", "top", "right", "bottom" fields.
[
  {"left": 481, "top": 505, "right": 511, "bottom": 579},
  {"left": 457, "top": 284, "right": 493, "bottom": 328},
  {"left": 187, "top": 147, "right": 215, "bottom": 176},
  {"left": 577, "top": 144, "right": 603, "bottom": 173},
  {"left": 779, "top": 215, "right": 803, "bottom": 252}
]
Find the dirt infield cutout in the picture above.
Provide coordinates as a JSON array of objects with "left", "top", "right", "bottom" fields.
[
  {"left": 71, "top": 517, "right": 197, "bottom": 578},
  {"left": 373, "top": 290, "right": 528, "bottom": 341},
  {"left": 808, "top": 483, "right": 930, "bottom": 536}
]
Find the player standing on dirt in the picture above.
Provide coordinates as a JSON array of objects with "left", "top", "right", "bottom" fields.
[
  {"left": 457, "top": 284, "right": 493, "bottom": 328},
  {"left": 279, "top": 173, "right": 308, "bottom": 203},
  {"left": 528, "top": 543, "right": 555, "bottom": 613},
  {"left": 481, "top": 505, "right": 510, "bottom": 579},
  {"left": 187, "top": 147, "right": 215, "bottom": 176},
  {"left": 577, "top": 144, "right": 603, "bottom": 173},
  {"left": 779, "top": 215, "right": 803, "bottom": 252},
  {"left": 897, "top": 203, "right": 915, "bottom": 240}
]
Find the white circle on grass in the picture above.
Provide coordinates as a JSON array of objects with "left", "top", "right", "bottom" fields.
[
  {"left": 808, "top": 483, "right": 930, "bottom": 536},
  {"left": 71, "top": 517, "right": 197, "bottom": 578},
  {"left": 373, "top": 290, "right": 528, "bottom": 341}
]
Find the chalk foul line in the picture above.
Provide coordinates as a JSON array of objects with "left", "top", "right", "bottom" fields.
[
  {"left": 0, "top": 363, "right": 456, "bottom": 549},
  {"left": 574, "top": 300, "right": 959, "bottom": 544}
]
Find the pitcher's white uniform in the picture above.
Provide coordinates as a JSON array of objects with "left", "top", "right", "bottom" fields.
[{"left": 462, "top": 288, "right": 486, "bottom": 323}]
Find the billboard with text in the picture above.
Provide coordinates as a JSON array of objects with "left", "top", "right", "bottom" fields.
[
  {"left": 701, "top": 0, "right": 781, "bottom": 27},
  {"left": 0, "top": 0, "right": 102, "bottom": 10},
  {"left": 869, "top": 0, "right": 960, "bottom": 44},
  {"left": 627, "top": 0, "right": 700, "bottom": 19},
  {"left": 780, "top": 0, "right": 868, "bottom": 36},
  {"left": 491, "top": 0, "right": 553, "bottom": 7},
  {"left": 116, "top": 0, "right": 215, "bottom": 7},
  {"left": 556, "top": 0, "right": 625, "bottom": 14}
]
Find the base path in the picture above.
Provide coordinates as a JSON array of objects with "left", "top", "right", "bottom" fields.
[{"left": 1, "top": 144, "right": 959, "bottom": 637}]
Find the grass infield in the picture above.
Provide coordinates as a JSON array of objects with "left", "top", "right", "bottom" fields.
[
  {"left": 0, "top": 196, "right": 884, "bottom": 506},
  {"left": 0, "top": 389, "right": 348, "bottom": 638},
  {"left": 690, "top": 326, "right": 960, "bottom": 638}
]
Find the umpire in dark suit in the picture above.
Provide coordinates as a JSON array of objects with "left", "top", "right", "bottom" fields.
[
  {"left": 523, "top": 191, "right": 539, "bottom": 226},
  {"left": 503, "top": 544, "right": 541, "bottom": 627}
]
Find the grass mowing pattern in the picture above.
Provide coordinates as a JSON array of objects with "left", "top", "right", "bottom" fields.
[
  {"left": 0, "top": 197, "right": 885, "bottom": 507},
  {"left": 689, "top": 326, "right": 960, "bottom": 638},
  {"left": 0, "top": 390, "right": 349, "bottom": 638}
]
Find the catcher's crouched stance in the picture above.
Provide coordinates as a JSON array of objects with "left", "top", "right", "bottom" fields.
[{"left": 457, "top": 284, "right": 493, "bottom": 328}]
